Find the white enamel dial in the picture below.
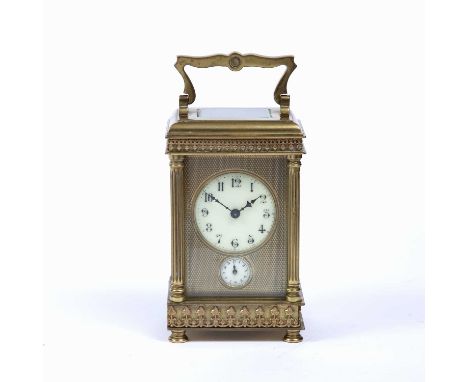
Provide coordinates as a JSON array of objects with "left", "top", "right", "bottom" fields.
[
  {"left": 194, "top": 171, "right": 277, "bottom": 254},
  {"left": 219, "top": 257, "right": 252, "bottom": 288}
]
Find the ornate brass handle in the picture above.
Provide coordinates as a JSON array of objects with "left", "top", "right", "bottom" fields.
[{"left": 174, "top": 52, "right": 297, "bottom": 106}]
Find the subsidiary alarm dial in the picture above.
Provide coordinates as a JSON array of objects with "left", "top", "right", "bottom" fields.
[{"left": 219, "top": 257, "right": 252, "bottom": 288}]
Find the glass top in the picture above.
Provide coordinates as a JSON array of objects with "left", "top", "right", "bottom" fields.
[{"left": 191, "top": 108, "right": 275, "bottom": 120}]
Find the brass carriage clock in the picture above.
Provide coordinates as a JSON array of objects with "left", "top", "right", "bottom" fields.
[{"left": 166, "top": 53, "right": 306, "bottom": 343}]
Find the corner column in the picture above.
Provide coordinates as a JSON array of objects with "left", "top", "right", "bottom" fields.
[
  {"left": 287, "top": 154, "right": 303, "bottom": 303},
  {"left": 169, "top": 155, "right": 185, "bottom": 302}
]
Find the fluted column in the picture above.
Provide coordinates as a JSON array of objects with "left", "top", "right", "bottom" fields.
[
  {"left": 169, "top": 155, "right": 185, "bottom": 302},
  {"left": 286, "top": 154, "right": 302, "bottom": 303}
]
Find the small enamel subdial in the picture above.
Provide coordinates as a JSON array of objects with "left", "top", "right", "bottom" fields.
[
  {"left": 194, "top": 171, "right": 277, "bottom": 254},
  {"left": 219, "top": 257, "right": 252, "bottom": 288}
]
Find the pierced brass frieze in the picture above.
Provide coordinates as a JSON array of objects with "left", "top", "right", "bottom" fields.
[
  {"left": 166, "top": 138, "right": 304, "bottom": 155},
  {"left": 167, "top": 303, "right": 301, "bottom": 329}
]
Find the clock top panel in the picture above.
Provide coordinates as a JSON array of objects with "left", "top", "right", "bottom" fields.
[
  {"left": 165, "top": 108, "right": 305, "bottom": 156},
  {"left": 166, "top": 107, "right": 305, "bottom": 140},
  {"left": 190, "top": 108, "right": 283, "bottom": 120}
]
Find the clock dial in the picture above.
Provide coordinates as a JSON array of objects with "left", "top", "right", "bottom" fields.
[
  {"left": 219, "top": 257, "right": 252, "bottom": 288},
  {"left": 194, "top": 171, "right": 277, "bottom": 254}
]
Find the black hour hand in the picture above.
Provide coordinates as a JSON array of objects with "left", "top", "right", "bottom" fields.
[
  {"left": 240, "top": 195, "right": 262, "bottom": 211},
  {"left": 240, "top": 201, "right": 252, "bottom": 210}
]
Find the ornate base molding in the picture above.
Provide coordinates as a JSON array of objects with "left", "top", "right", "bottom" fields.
[{"left": 168, "top": 303, "right": 302, "bottom": 329}]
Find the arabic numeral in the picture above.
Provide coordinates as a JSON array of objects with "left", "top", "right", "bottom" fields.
[
  {"left": 201, "top": 208, "right": 209, "bottom": 217},
  {"left": 218, "top": 182, "right": 224, "bottom": 191},
  {"left": 259, "top": 194, "right": 267, "bottom": 203},
  {"left": 205, "top": 223, "right": 213, "bottom": 232},
  {"left": 258, "top": 225, "right": 266, "bottom": 234},
  {"left": 248, "top": 235, "right": 254, "bottom": 244},
  {"left": 216, "top": 234, "right": 222, "bottom": 244},
  {"left": 263, "top": 209, "right": 270, "bottom": 218},
  {"left": 231, "top": 239, "right": 239, "bottom": 248},
  {"left": 231, "top": 178, "right": 241, "bottom": 188},
  {"left": 204, "top": 192, "right": 214, "bottom": 202}
]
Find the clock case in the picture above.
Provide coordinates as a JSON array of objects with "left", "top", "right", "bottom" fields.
[{"left": 166, "top": 53, "right": 306, "bottom": 343}]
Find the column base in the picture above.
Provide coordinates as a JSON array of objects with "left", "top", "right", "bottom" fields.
[
  {"left": 286, "top": 285, "right": 303, "bottom": 303},
  {"left": 169, "top": 283, "right": 185, "bottom": 303},
  {"left": 169, "top": 294, "right": 185, "bottom": 303},
  {"left": 286, "top": 294, "right": 303, "bottom": 303}
]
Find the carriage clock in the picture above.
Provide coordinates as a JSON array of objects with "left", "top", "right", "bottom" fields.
[{"left": 166, "top": 53, "right": 306, "bottom": 343}]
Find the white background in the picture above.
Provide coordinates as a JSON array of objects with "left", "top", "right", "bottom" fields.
[
  {"left": 12, "top": 0, "right": 468, "bottom": 381},
  {"left": 41, "top": 1, "right": 424, "bottom": 381}
]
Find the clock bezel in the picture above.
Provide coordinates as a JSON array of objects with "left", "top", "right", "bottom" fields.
[
  {"left": 191, "top": 169, "right": 279, "bottom": 256},
  {"left": 218, "top": 256, "right": 254, "bottom": 289}
]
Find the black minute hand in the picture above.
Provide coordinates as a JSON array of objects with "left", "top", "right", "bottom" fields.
[{"left": 213, "top": 196, "right": 232, "bottom": 211}]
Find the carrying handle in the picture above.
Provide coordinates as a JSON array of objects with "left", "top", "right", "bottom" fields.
[{"left": 175, "top": 52, "right": 296, "bottom": 118}]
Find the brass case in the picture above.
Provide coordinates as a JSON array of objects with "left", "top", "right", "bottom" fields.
[{"left": 166, "top": 53, "right": 306, "bottom": 343}]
